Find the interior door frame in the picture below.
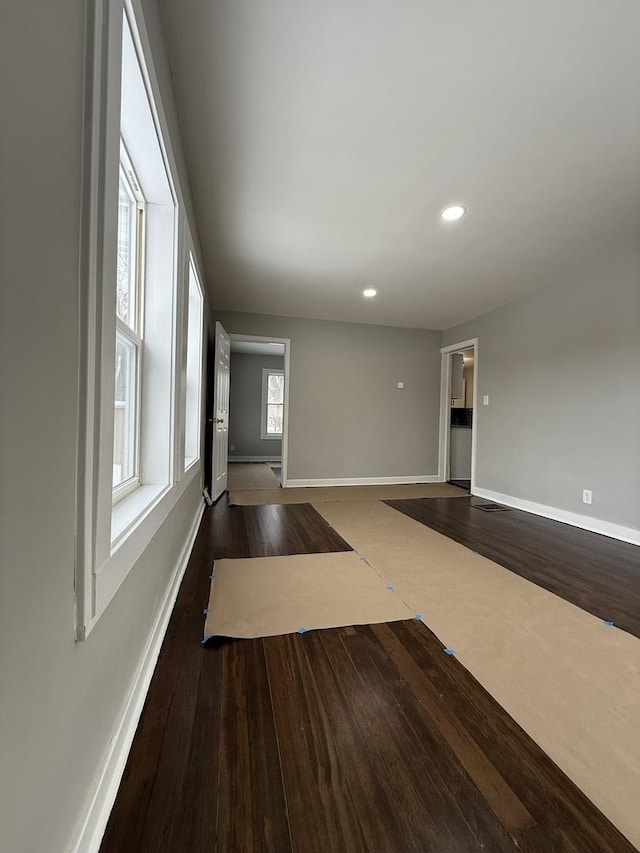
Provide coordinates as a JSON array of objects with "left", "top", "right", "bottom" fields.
[
  {"left": 212, "top": 321, "right": 231, "bottom": 501},
  {"left": 438, "top": 338, "right": 478, "bottom": 492},
  {"left": 228, "top": 333, "right": 291, "bottom": 487}
]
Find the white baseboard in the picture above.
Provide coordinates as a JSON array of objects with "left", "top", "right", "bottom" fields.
[
  {"left": 229, "top": 456, "right": 281, "bottom": 463},
  {"left": 284, "top": 474, "right": 441, "bottom": 488},
  {"left": 474, "top": 487, "right": 640, "bottom": 547},
  {"left": 71, "top": 500, "right": 206, "bottom": 853}
]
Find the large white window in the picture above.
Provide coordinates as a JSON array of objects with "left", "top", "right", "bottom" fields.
[
  {"left": 261, "top": 369, "right": 285, "bottom": 439},
  {"left": 184, "top": 256, "right": 204, "bottom": 469},
  {"left": 75, "top": 0, "right": 206, "bottom": 639},
  {"left": 109, "top": 8, "right": 178, "bottom": 544},
  {"left": 113, "top": 149, "right": 145, "bottom": 499}
]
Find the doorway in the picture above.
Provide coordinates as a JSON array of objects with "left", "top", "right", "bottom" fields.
[
  {"left": 218, "top": 333, "right": 291, "bottom": 493},
  {"left": 438, "top": 338, "right": 478, "bottom": 493}
]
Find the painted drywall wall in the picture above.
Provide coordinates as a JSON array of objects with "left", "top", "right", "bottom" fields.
[
  {"left": 442, "top": 251, "right": 640, "bottom": 530},
  {"left": 229, "top": 353, "right": 284, "bottom": 457},
  {"left": 215, "top": 311, "right": 442, "bottom": 480},
  {"left": 0, "top": 2, "right": 206, "bottom": 851}
]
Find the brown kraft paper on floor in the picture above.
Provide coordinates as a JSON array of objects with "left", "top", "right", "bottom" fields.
[{"left": 204, "top": 550, "right": 413, "bottom": 641}]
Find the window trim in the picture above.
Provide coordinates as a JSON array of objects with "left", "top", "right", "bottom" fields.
[
  {"left": 116, "top": 164, "right": 139, "bottom": 327},
  {"left": 113, "top": 145, "right": 146, "bottom": 504},
  {"left": 112, "top": 325, "right": 141, "bottom": 502},
  {"left": 183, "top": 252, "right": 204, "bottom": 471},
  {"left": 261, "top": 368, "right": 285, "bottom": 440},
  {"left": 117, "top": 141, "right": 145, "bottom": 330}
]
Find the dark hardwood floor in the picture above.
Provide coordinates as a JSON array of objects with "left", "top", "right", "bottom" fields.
[
  {"left": 386, "top": 497, "right": 640, "bottom": 639},
  {"left": 205, "top": 498, "right": 351, "bottom": 559},
  {"left": 100, "top": 498, "right": 638, "bottom": 853}
]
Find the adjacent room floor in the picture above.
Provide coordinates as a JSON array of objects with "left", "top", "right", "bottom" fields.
[{"left": 99, "top": 497, "right": 639, "bottom": 853}]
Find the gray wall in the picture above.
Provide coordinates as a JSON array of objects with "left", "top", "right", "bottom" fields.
[
  {"left": 442, "top": 251, "right": 640, "bottom": 530},
  {"left": 0, "top": 2, "right": 206, "bottom": 851},
  {"left": 216, "top": 311, "right": 442, "bottom": 480},
  {"left": 229, "top": 353, "right": 284, "bottom": 457}
]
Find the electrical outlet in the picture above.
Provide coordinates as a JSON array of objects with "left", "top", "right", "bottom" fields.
[
  {"left": 582, "top": 489, "right": 592, "bottom": 505},
  {"left": 230, "top": 444, "right": 235, "bottom": 452}
]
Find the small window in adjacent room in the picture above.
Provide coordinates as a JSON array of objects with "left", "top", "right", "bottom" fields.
[
  {"left": 184, "top": 256, "right": 204, "bottom": 469},
  {"left": 113, "top": 147, "right": 145, "bottom": 501},
  {"left": 261, "top": 369, "right": 284, "bottom": 439}
]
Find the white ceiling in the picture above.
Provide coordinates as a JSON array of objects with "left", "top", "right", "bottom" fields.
[
  {"left": 231, "top": 340, "right": 285, "bottom": 356},
  {"left": 160, "top": 0, "right": 640, "bottom": 330}
]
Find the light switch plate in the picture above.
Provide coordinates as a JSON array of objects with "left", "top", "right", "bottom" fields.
[
  {"left": 482, "top": 394, "right": 489, "bottom": 405},
  {"left": 397, "top": 381, "right": 405, "bottom": 389}
]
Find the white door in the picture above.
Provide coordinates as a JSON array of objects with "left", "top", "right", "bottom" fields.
[{"left": 211, "top": 321, "right": 230, "bottom": 500}]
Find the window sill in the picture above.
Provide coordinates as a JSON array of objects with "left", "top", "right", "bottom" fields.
[
  {"left": 184, "top": 455, "right": 199, "bottom": 472},
  {"left": 91, "top": 467, "right": 201, "bottom": 630},
  {"left": 260, "top": 434, "right": 283, "bottom": 441},
  {"left": 111, "top": 483, "right": 168, "bottom": 549}
]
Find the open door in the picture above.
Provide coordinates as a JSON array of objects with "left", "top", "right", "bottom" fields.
[
  {"left": 211, "top": 321, "right": 230, "bottom": 501},
  {"left": 439, "top": 338, "right": 478, "bottom": 494}
]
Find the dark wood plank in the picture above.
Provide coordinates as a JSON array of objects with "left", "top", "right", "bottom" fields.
[
  {"left": 386, "top": 497, "right": 640, "bottom": 638},
  {"left": 264, "top": 633, "right": 368, "bottom": 853},
  {"left": 135, "top": 640, "right": 203, "bottom": 851},
  {"left": 216, "top": 639, "right": 254, "bottom": 853},
  {"left": 170, "top": 644, "right": 223, "bottom": 851},
  {"left": 244, "top": 640, "right": 293, "bottom": 853},
  {"left": 210, "top": 498, "right": 352, "bottom": 559}
]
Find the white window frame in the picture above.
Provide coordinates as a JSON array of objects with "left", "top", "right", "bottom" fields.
[
  {"left": 183, "top": 253, "right": 204, "bottom": 471},
  {"left": 75, "top": 0, "right": 205, "bottom": 640},
  {"left": 261, "top": 368, "right": 285, "bottom": 439},
  {"left": 113, "top": 145, "right": 145, "bottom": 503}
]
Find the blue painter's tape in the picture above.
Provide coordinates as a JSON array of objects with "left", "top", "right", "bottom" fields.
[
  {"left": 297, "top": 627, "right": 308, "bottom": 635},
  {"left": 386, "top": 584, "right": 395, "bottom": 590},
  {"left": 201, "top": 635, "right": 214, "bottom": 645},
  {"left": 360, "top": 556, "right": 368, "bottom": 562},
  {"left": 413, "top": 614, "right": 422, "bottom": 621},
  {"left": 444, "top": 648, "right": 455, "bottom": 655},
  {"left": 603, "top": 620, "right": 614, "bottom": 627},
  {"left": 203, "top": 608, "right": 209, "bottom": 615},
  {"left": 208, "top": 574, "right": 213, "bottom": 580}
]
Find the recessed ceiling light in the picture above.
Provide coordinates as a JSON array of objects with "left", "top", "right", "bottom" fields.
[
  {"left": 362, "top": 288, "right": 377, "bottom": 298},
  {"left": 441, "top": 205, "right": 466, "bottom": 222}
]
